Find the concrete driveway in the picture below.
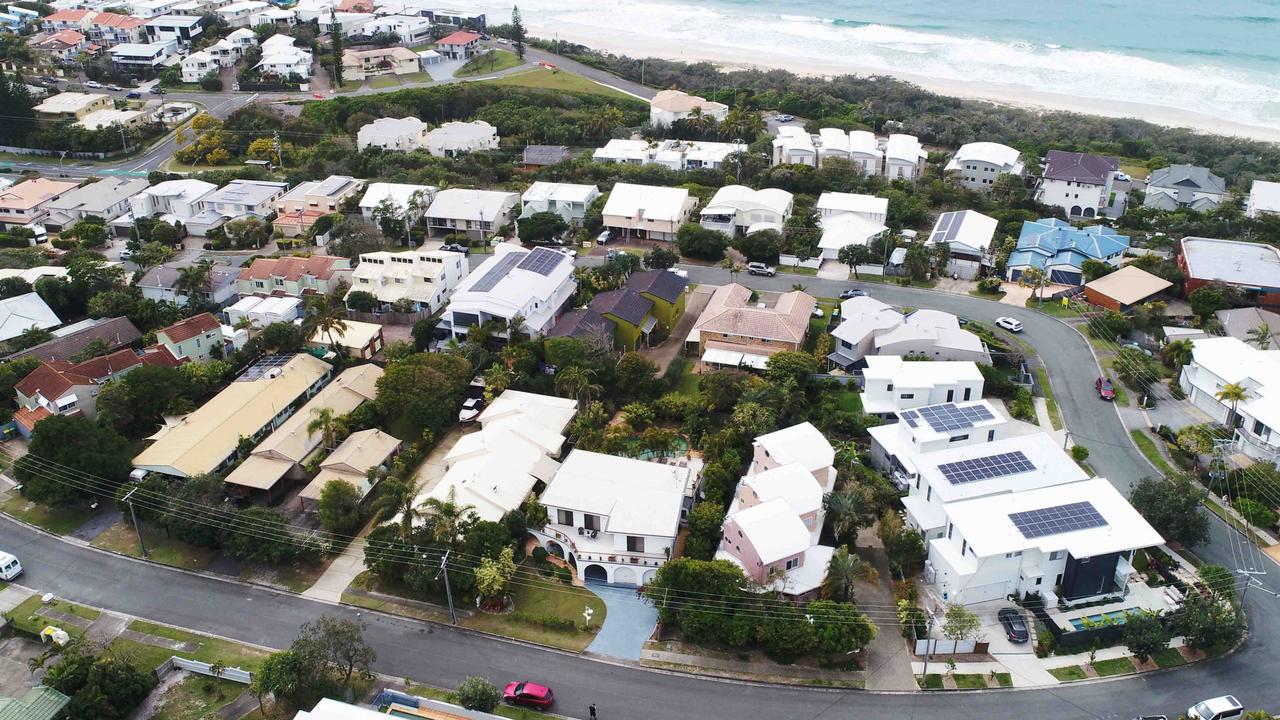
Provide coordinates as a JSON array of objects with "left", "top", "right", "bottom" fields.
[{"left": 584, "top": 582, "right": 657, "bottom": 660}]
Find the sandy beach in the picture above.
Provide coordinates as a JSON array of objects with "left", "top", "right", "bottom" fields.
[{"left": 532, "top": 22, "right": 1280, "bottom": 143}]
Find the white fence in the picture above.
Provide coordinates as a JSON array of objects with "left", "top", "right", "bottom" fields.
[
  {"left": 851, "top": 264, "right": 885, "bottom": 277},
  {"left": 778, "top": 254, "right": 821, "bottom": 270},
  {"left": 913, "top": 638, "right": 977, "bottom": 655},
  {"left": 157, "top": 656, "right": 253, "bottom": 684}
]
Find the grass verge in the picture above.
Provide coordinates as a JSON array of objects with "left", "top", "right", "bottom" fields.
[
  {"left": 968, "top": 290, "right": 1005, "bottom": 300},
  {"left": 479, "top": 67, "right": 637, "bottom": 101},
  {"left": 408, "top": 684, "right": 554, "bottom": 720},
  {"left": 7, "top": 594, "right": 100, "bottom": 637},
  {"left": 1035, "top": 367, "right": 1063, "bottom": 430},
  {"left": 1025, "top": 298, "right": 1079, "bottom": 319},
  {"left": 1151, "top": 647, "right": 1187, "bottom": 668},
  {"left": 91, "top": 521, "right": 217, "bottom": 571},
  {"left": 0, "top": 495, "right": 91, "bottom": 535},
  {"left": 1090, "top": 657, "right": 1136, "bottom": 677},
  {"left": 952, "top": 673, "right": 988, "bottom": 689},
  {"left": 1129, "top": 429, "right": 1177, "bottom": 476},
  {"left": 1048, "top": 665, "right": 1087, "bottom": 682},
  {"left": 920, "top": 674, "right": 943, "bottom": 689},
  {"left": 995, "top": 672, "right": 1013, "bottom": 687},
  {"left": 455, "top": 49, "right": 522, "bottom": 77},
  {"left": 116, "top": 620, "right": 269, "bottom": 673}
]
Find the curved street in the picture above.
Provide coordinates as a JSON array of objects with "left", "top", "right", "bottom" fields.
[{"left": 2, "top": 265, "right": 1276, "bottom": 719}]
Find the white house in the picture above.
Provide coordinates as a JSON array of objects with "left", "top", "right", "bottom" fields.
[
  {"left": 359, "top": 14, "right": 432, "bottom": 44},
  {"left": 180, "top": 49, "right": 216, "bottom": 82},
  {"left": 249, "top": 6, "right": 296, "bottom": 26},
  {"left": 1036, "top": 150, "right": 1128, "bottom": 219},
  {"left": 0, "top": 293, "right": 61, "bottom": 342},
  {"left": 357, "top": 116, "right": 428, "bottom": 152},
  {"left": 818, "top": 213, "right": 888, "bottom": 262},
  {"left": 442, "top": 244, "right": 576, "bottom": 339},
  {"left": 424, "top": 120, "right": 498, "bottom": 157},
  {"left": 206, "top": 27, "right": 256, "bottom": 66},
  {"left": 197, "top": 179, "right": 287, "bottom": 224},
  {"left": 867, "top": 399, "right": 1021, "bottom": 484},
  {"left": 421, "top": 389, "right": 576, "bottom": 522},
  {"left": 883, "top": 133, "right": 927, "bottom": 181},
  {"left": 1143, "top": 165, "right": 1226, "bottom": 212},
  {"left": 816, "top": 191, "right": 888, "bottom": 224},
  {"left": 128, "top": 178, "right": 216, "bottom": 223},
  {"left": 358, "top": 182, "right": 436, "bottom": 225},
  {"left": 928, "top": 477, "right": 1162, "bottom": 606},
  {"left": 256, "top": 33, "right": 311, "bottom": 78},
  {"left": 602, "top": 183, "right": 697, "bottom": 242},
  {"left": 593, "top": 139, "right": 746, "bottom": 171},
  {"left": 142, "top": 14, "right": 202, "bottom": 44},
  {"left": 1179, "top": 336, "right": 1280, "bottom": 464},
  {"left": 816, "top": 128, "right": 851, "bottom": 166},
  {"left": 424, "top": 188, "right": 519, "bottom": 240},
  {"left": 39, "top": 176, "right": 148, "bottom": 232},
  {"left": 698, "top": 185, "right": 792, "bottom": 236},
  {"left": 648, "top": 89, "right": 727, "bottom": 127},
  {"left": 902, "top": 432, "right": 1085, "bottom": 542},
  {"left": 534, "top": 449, "right": 694, "bottom": 585},
  {"left": 828, "top": 296, "right": 990, "bottom": 370},
  {"left": 772, "top": 126, "right": 816, "bottom": 166},
  {"left": 944, "top": 142, "right": 1024, "bottom": 191},
  {"left": 108, "top": 41, "right": 177, "bottom": 70},
  {"left": 927, "top": 209, "right": 998, "bottom": 280},
  {"left": 520, "top": 182, "right": 600, "bottom": 226},
  {"left": 215, "top": 0, "right": 267, "bottom": 27},
  {"left": 846, "top": 130, "right": 882, "bottom": 176},
  {"left": 861, "top": 355, "right": 984, "bottom": 416},
  {"left": 347, "top": 247, "right": 469, "bottom": 313},
  {"left": 1247, "top": 180, "right": 1280, "bottom": 219}
]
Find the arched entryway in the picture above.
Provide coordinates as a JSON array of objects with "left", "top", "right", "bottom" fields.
[
  {"left": 641, "top": 569, "right": 657, "bottom": 585},
  {"left": 582, "top": 564, "right": 608, "bottom": 582},
  {"left": 546, "top": 541, "right": 565, "bottom": 559},
  {"left": 1069, "top": 205, "right": 1082, "bottom": 217},
  {"left": 613, "top": 567, "right": 637, "bottom": 586},
  {"left": 1083, "top": 207, "right": 1096, "bottom": 218},
  {"left": 567, "top": 553, "right": 577, "bottom": 569}
]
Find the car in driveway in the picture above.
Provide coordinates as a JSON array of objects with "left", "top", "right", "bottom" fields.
[
  {"left": 997, "top": 607, "right": 1029, "bottom": 643},
  {"left": 1187, "top": 696, "right": 1243, "bottom": 720},
  {"left": 775, "top": 113, "right": 795, "bottom": 122},
  {"left": 994, "top": 316, "right": 1023, "bottom": 332},
  {"left": 839, "top": 289, "right": 867, "bottom": 299},
  {"left": 440, "top": 243, "right": 469, "bottom": 255},
  {"left": 503, "top": 681, "right": 554, "bottom": 709},
  {"left": 1095, "top": 376, "right": 1116, "bottom": 401},
  {"left": 747, "top": 262, "right": 775, "bottom": 277}
]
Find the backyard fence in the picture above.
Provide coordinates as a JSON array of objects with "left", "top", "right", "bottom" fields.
[
  {"left": 914, "top": 638, "right": 983, "bottom": 655},
  {"left": 347, "top": 310, "right": 431, "bottom": 325},
  {"left": 155, "top": 656, "right": 253, "bottom": 685}
]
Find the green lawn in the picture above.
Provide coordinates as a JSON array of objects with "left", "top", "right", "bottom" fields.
[
  {"left": 149, "top": 675, "right": 245, "bottom": 720},
  {"left": 466, "top": 561, "right": 606, "bottom": 651},
  {"left": 836, "top": 388, "right": 862, "bottom": 414},
  {"left": 479, "top": 68, "right": 637, "bottom": 101},
  {"left": 92, "top": 521, "right": 217, "bottom": 571},
  {"left": 1152, "top": 648, "right": 1187, "bottom": 668},
  {"left": 854, "top": 274, "right": 936, "bottom": 289},
  {"left": 1048, "top": 665, "right": 1087, "bottom": 682},
  {"left": 1130, "top": 429, "right": 1177, "bottom": 477},
  {"left": 1025, "top": 298, "right": 1079, "bottom": 319},
  {"left": 673, "top": 361, "right": 700, "bottom": 397},
  {"left": 1091, "top": 657, "right": 1136, "bottom": 677},
  {"left": 408, "top": 685, "right": 551, "bottom": 720},
  {"left": 968, "top": 289, "right": 1006, "bottom": 300},
  {"left": 370, "top": 75, "right": 403, "bottom": 89},
  {"left": 919, "top": 674, "right": 943, "bottom": 689},
  {"left": 0, "top": 495, "right": 91, "bottom": 535},
  {"left": 116, "top": 620, "right": 269, "bottom": 673},
  {"left": 952, "top": 673, "right": 988, "bottom": 689},
  {"left": 1035, "top": 367, "right": 1063, "bottom": 430},
  {"left": 994, "top": 672, "right": 1013, "bottom": 687},
  {"left": 455, "top": 49, "right": 522, "bottom": 77},
  {"left": 7, "top": 594, "right": 100, "bottom": 637}
]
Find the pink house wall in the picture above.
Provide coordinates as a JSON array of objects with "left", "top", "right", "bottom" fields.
[{"left": 720, "top": 515, "right": 805, "bottom": 585}]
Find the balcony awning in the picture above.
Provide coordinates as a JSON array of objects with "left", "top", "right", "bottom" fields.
[{"left": 701, "top": 347, "right": 743, "bottom": 366}]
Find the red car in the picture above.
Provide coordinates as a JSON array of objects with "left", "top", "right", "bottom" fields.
[
  {"left": 1095, "top": 376, "right": 1116, "bottom": 401},
  {"left": 503, "top": 681, "right": 554, "bottom": 709}
]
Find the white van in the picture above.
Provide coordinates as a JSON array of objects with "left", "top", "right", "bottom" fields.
[
  {"left": 1188, "top": 696, "right": 1243, "bottom": 720},
  {"left": 0, "top": 551, "right": 22, "bottom": 580}
]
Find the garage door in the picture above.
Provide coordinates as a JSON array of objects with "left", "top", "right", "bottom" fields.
[
  {"left": 1191, "top": 388, "right": 1225, "bottom": 422},
  {"left": 956, "top": 581, "right": 1009, "bottom": 605}
]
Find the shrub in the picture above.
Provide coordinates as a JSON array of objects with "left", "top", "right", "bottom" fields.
[
  {"left": 455, "top": 677, "right": 500, "bottom": 712},
  {"left": 976, "top": 276, "right": 1003, "bottom": 294},
  {"left": 511, "top": 611, "right": 578, "bottom": 632},
  {"left": 530, "top": 546, "right": 548, "bottom": 562},
  {"left": 1234, "top": 497, "right": 1277, "bottom": 528},
  {"left": 1071, "top": 445, "right": 1090, "bottom": 462}
]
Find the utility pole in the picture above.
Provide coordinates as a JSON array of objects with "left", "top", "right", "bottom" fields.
[
  {"left": 118, "top": 123, "right": 128, "bottom": 154},
  {"left": 122, "top": 487, "right": 148, "bottom": 558},
  {"left": 1062, "top": 429, "right": 1072, "bottom": 451},
  {"left": 438, "top": 550, "right": 457, "bottom": 625},
  {"left": 918, "top": 608, "right": 936, "bottom": 683},
  {"left": 640, "top": 58, "right": 644, "bottom": 86},
  {"left": 272, "top": 130, "right": 283, "bottom": 171}
]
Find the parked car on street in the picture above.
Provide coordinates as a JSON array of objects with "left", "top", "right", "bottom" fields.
[
  {"left": 839, "top": 289, "right": 867, "bottom": 299},
  {"left": 1187, "top": 696, "right": 1243, "bottom": 720},
  {"left": 1095, "top": 376, "right": 1116, "bottom": 401},
  {"left": 503, "top": 681, "right": 554, "bottom": 709},
  {"left": 151, "top": 86, "right": 166, "bottom": 94},
  {"left": 106, "top": 83, "right": 122, "bottom": 91},
  {"left": 994, "top": 316, "right": 1023, "bottom": 332},
  {"left": 119, "top": 249, "right": 133, "bottom": 260},
  {"left": 747, "top": 262, "right": 775, "bottom": 277},
  {"left": 85, "top": 80, "right": 103, "bottom": 88},
  {"left": 997, "top": 607, "right": 1029, "bottom": 643},
  {"left": 440, "top": 243, "right": 469, "bottom": 255},
  {"left": 0, "top": 551, "right": 21, "bottom": 581},
  {"left": 126, "top": 91, "right": 141, "bottom": 99}
]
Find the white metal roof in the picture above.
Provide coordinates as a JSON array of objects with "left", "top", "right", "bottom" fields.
[
  {"left": 862, "top": 355, "right": 983, "bottom": 386},
  {"left": 0, "top": 292, "right": 60, "bottom": 342},
  {"left": 1180, "top": 236, "right": 1280, "bottom": 289},
  {"left": 541, "top": 450, "right": 687, "bottom": 538},
  {"left": 739, "top": 462, "right": 823, "bottom": 516},
  {"left": 727, "top": 497, "right": 811, "bottom": 564},
  {"left": 701, "top": 184, "right": 793, "bottom": 217},
  {"left": 602, "top": 183, "right": 692, "bottom": 223},
  {"left": 1249, "top": 179, "right": 1280, "bottom": 216},
  {"left": 358, "top": 182, "right": 435, "bottom": 211},
  {"left": 521, "top": 181, "right": 598, "bottom": 205},
  {"left": 425, "top": 188, "right": 518, "bottom": 221},
  {"left": 927, "top": 209, "right": 998, "bottom": 254},
  {"left": 914, "top": 432, "right": 1088, "bottom": 504},
  {"left": 885, "top": 133, "right": 927, "bottom": 163},
  {"left": 818, "top": 212, "right": 887, "bottom": 250},
  {"left": 816, "top": 191, "right": 888, "bottom": 218},
  {"left": 752, "top": 422, "right": 834, "bottom": 475},
  {"left": 945, "top": 141, "right": 1022, "bottom": 170}
]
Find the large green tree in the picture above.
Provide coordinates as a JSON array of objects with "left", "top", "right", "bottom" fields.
[
  {"left": 15, "top": 415, "right": 132, "bottom": 505},
  {"left": 1130, "top": 476, "right": 1210, "bottom": 548},
  {"left": 375, "top": 352, "right": 472, "bottom": 436}
]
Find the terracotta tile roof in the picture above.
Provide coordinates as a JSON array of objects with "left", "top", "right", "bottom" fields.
[
  {"left": 438, "top": 30, "right": 481, "bottom": 45},
  {"left": 693, "top": 283, "right": 814, "bottom": 344},
  {"left": 69, "top": 347, "right": 143, "bottom": 379},
  {"left": 43, "top": 8, "right": 94, "bottom": 22},
  {"left": 39, "top": 29, "right": 86, "bottom": 46},
  {"left": 272, "top": 209, "right": 327, "bottom": 229},
  {"left": 15, "top": 361, "right": 94, "bottom": 401},
  {"left": 92, "top": 12, "right": 145, "bottom": 28},
  {"left": 14, "top": 406, "right": 52, "bottom": 433},
  {"left": 157, "top": 312, "right": 221, "bottom": 344},
  {"left": 140, "top": 344, "right": 181, "bottom": 367},
  {"left": 238, "top": 255, "right": 344, "bottom": 282}
]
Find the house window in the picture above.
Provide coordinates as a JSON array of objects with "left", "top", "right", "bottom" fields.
[
  {"left": 886, "top": 383, "right": 894, "bottom": 391},
  {"left": 963, "top": 387, "right": 972, "bottom": 401},
  {"left": 947, "top": 524, "right": 952, "bottom": 539},
  {"left": 961, "top": 540, "right": 967, "bottom": 556},
  {"left": 784, "top": 557, "right": 799, "bottom": 570},
  {"left": 946, "top": 389, "right": 954, "bottom": 402},
  {"left": 987, "top": 429, "right": 995, "bottom": 442},
  {"left": 900, "top": 393, "right": 914, "bottom": 400},
  {"left": 949, "top": 434, "right": 969, "bottom": 443},
  {"left": 1049, "top": 550, "right": 1064, "bottom": 561},
  {"left": 583, "top": 514, "right": 601, "bottom": 531},
  {"left": 926, "top": 486, "right": 931, "bottom": 501},
  {"left": 556, "top": 509, "right": 572, "bottom": 526},
  {"left": 1253, "top": 419, "right": 1270, "bottom": 437},
  {"left": 627, "top": 536, "right": 645, "bottom": 553}
]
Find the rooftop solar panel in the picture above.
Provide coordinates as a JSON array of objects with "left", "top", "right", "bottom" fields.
[
  {"left": 938, "top": 451, "right": 1035, "bottom": 484},
  {"left": 1009, "top": 501, "right": 1106, "bottom": 539},
  {"left": 517, "top": 247, "right": 567, "bottom": 276},
  {"left": 470, "top": 251, "right": 527, "bottom": 292},
  {"left": 238, "top": 353, "right": 294, "bottom": 382},
  {"left": 901, "top": 410, "right": 919, "bottom": 428},
  {"left": 911, "top": 403, "right": 995, "bottom": 432}
]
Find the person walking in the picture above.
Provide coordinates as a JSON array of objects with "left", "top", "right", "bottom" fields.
[{"left": 589, "top": 703, "right": 597, "bottom": 720}]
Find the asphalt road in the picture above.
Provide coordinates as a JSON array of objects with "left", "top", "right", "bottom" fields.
[{"left": 2, "top": 264, "right": 1276, "bottom": 719}]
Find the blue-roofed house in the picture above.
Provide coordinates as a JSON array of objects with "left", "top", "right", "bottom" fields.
[{"left": 1005, "top": 218, "right": 1129, "bottom": 286}]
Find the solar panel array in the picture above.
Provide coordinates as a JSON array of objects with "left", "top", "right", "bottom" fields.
[
  {"left": 470, "top": 251, "right": 527, "bottom": 292},
  {"left": 517, "top": 247, "right": 567, "bottom": 276},
  {"left": 937, "top": 451, "right": 1035, "bottom": 485},
  {"left": 1009, "top": 501, "right": 1107, "bottom": 539},
  {"left": 930, "top": 211, "right": 964, "bottom": 244},
  {"left": 238, "top": 354, "right": 294, "bottom": 382},
  {"left": 900, "top": 403, "right": 995, "bottom": 432}
]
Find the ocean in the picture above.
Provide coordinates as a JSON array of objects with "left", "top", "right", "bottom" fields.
[{"left": 468, "top": 0, "right": 1280, "bottom": 133}]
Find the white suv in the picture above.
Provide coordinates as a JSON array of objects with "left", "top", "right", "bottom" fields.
[
  {"left": 746, "top": 262, "right": 775, "bottom": 277},
  {"left": 1187, "top": 696, "right": 1243, "bottom": 720}
]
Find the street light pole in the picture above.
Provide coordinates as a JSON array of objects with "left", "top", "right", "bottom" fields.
[
  {"left": 438, "top": 550, "right": 457, "bottom": 625},
  {"left": 123, "top": 487, "right": 148, "bottom": 558}
]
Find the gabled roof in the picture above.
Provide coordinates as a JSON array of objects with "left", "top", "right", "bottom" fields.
[
  {"left": 239, "top": 255, "right": 347, "bottom": 282},
  {"left": 628, "top": 270, "right": 686, "bottom": 304},
  {"left": 1084, "top": 265, "right": 1172, "bottom": 305},
  {"left": 6, "top": 317, "right": 140, "bottom": 362},
  {"left": 753, "top": 422, "right": 834, "bottom": 475},
  {"left": 693, "top": 284, "right": 813, "bottom": 344},
  {"left": 156, "top": 312, "right": 220, "bottom": 344},
  {"left": 1042, "top": 150, "right": 1119, "bottom": 184},
  {"left": 1147, "top": 164, "right": 1225, "bottom": 194},
  {"left": 542, "top": 450, "right": 688, "bottom": 537},
  {"left": 548, "top": 309, "right": 615, "bottom": 340},
  {"left": 727, "top": 497, "right": 811, "bottom": 564},
  {"left": 1008, "top": 218, "right": 1130, "bottom": 271},
  {"left": 740, "top": 462, "right": 823, "bottom": 517},
  {"left": 522, "top": 145, "right": 569, "bottom": 165},
  {"left": 0, "top": 293, "right": 60, "bottom": 343},
  {"left": 437, "top": 30, "right": 481, "bottom": 45},
  {"left": 589, "top": 288, "right": 653, "bottom": 327}
]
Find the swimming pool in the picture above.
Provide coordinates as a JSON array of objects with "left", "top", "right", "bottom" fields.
[{"left": 1068, "top": 609, "right": 1134, "bottom": 630}]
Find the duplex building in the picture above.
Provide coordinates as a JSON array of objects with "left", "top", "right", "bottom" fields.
[
  {"left": 85, "top": 12, "right": 147, "bottom": 46},
  {"left": 883, "top": 133, "right": 928, "bottom": 181},
  {"left": 1036, "top": 150, "right": 1129, "bottom": 219},
  {"left": 868, "top": 399, "right": 1021, "bottom": 485},
  {"left": 520, "top": 182, "right": 600, "bottom": 226},
  {"left": 190, "top": 178, "right": 288, "bottom": 234},
  {"left": 38, "top": 177, "right": 147, "bottom": 233},
  {"left": 132, "top": 353, "right": 332, "bottom": 478},
  {"left": 108, "top": 41, "right": 178, "bottom": 71},
  {"left": 34, "top": 92, "right": 111, "bottom": 121},
  {"left": 359, "top": 182, "right": 436, "bottom": 228},
  {"left": 601, "top": 183, "right": 697, "bottom": 242},
  {"left": 648, "top": 89, "right": 728, "bottom": 126},
  {"left": 816, "top": 191, "right": 888, "bottom": 224},
  {"left": 772, "top": 126, "right": 816, "bottom": 166},
  {"left": 944, "top": 142, "right": 1024, "bottom": 191},
  {"left": 12, "top": 346, "right": 177, "bottom": 434},
  {"left": 698, "top": 185, "right": 792, "bottom": 236},
  {"left": 688, "top": 284, "right": 814, "bottom": 372},
  {"left": 0, "top": 178, "right": 80, "bottom": 230},
  {"left": 828, "top": 296, "right": 990, "bottom": 370},
  {"left": 298, "top": 428, "right": 401, "bottom": 507},
  {"left": 143, "top": 14, "right": 202, "bottom": 44},
  {"left": 153, "top": 312, "right": 223, "bottom": 362},
  {"left": 237, "top": 255, "right": 352, "bottom": 298},
  {"left": 347, "top": 247, "right": 469, "bottom": 314},
  {"left": 1180, "top": 336, "right": 1280, "bottom": 463},
  {"left": 357, "top": 116, "right": 428, "bottom": 152},
  {"left": 593, "top": 139, "right": 746, "bottom": 171},
  {"left": 425, "top": 120, "right": 499, "bottom": 158},
  {"left": 860, "top": 355, "right": 984, "bottom": 416},
  {"left": 574, "top": 269, "right": 688, "bottom": 350},
  {"left": 270, "top": 175, "right": 363, "bottom": 238},
  {"left": 1144, "top": 165, "right": 1226, "bottom": 212},
  {"left": 215, "top": 0, "right": 268, "bottom": 27},
  {"left": 255, "top": 33, "right": 311, "bottom": 79},
  {"left": 1177, "top": 236, "right": 1280, "bottom": 308},
  {"left": 1006, "top": 218, "right": 1129, "bottom": 286},
  {"left": 442, "top": 245, "right": 576, "bottom": 340},
  {"left": 424, "top": 188, "right": 519, "bottom": 240}
]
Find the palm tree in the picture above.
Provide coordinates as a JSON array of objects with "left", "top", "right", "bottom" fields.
[
  {"left": 720, "top": 258, "right": 742, "bottom": 284},
  {"left": 370, "top": 478, "right": 418, "bottom": 541},
  {"left": 554, "top": 366, "right": 603, "bottom": 405},
  {"left": 233, "top": 314, "right": 255, "bottom": 339},
  {"left": 1162, "top": 338, "right": 1194, "bottom": 369},
  {"left": 822, "top": 546, "right": 879, "bottom": 603},
  {"left": 1018, "top": 267, "right": 1046, "bottom": 302},
  {"left": 404, "top": 189, "right": 429, "bottom": 244},
  {"left": 307, "top": 407, "right": 344, "bottom": 450},
  {"left": 1216, "top": 382, "right": 1250, "bottom": 431},
  {"left": 417, "top": 486, "right": 476, "bottom": 547},
  {"left": 175, "top": 260, "right": 213, "bottom": 308},
  {"left": 824, "top": 488, "right": 870, "bottom": 545},
  {"left": 504, "top": 313, "right": 528, "bottom": 344},
  {"left": 306, "top": 294, "right": 349, "bottom": 350},
  {"left": 1247, "top": 322, "right": 1272, "bottom": 350}
]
